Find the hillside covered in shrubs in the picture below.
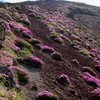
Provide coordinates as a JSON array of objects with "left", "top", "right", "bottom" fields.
[{"left": 0, "top": 1, "right": 100, "bottom": 100}]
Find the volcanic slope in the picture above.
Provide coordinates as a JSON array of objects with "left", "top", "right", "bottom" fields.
[{"left": 0, "top": 1, "right": 100, "bottom": 100}]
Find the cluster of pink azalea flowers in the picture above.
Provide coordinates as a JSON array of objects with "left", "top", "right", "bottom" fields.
[
  {"left": 0, "top": 88, "right": 18, "bottom": 100},
  {"left": 9, "top": 66, "right": 28, "bottom": 75},
  {"left": 91, "top": 88, "right": 100, "bottom": 98},
  {"left": 51, "top": 51, "right": 62, "bottom": 60},
  {"left": 58, "top": 74, "right": 71, "bottom": 85},
  {"left": 83, "top": 66, "right": 96, "bottom": 76},
  {"left": 14, "top": 12, "right": 30, "bottom": 23},
  {"left": 71, "top": 59, "right": 79, "bottom": 65},
  {"left": 41, "top": 45, "right": 62, "bottom": 60},
  {"left": 27, "top": 56, "right": 44, "bottom": 68},
  {"left": 41, "top": 45, "right": 55, "bottom": 53},
  {"left": 0, "top": 56, "right": 13, "bottom": 66},
  {"left": 0, "top": 19, "right": 10, "bottom": 31},
  {"left": 0, "top": 89, "right": 9, "bottom": 100},
  {"left": 36, "top": 91, "right": 59, "bottom": 100},
  {"left": 80, "top": 71, "right": 100, "bottom": 98},
  {"left": 22, "top": 14, "right": 30, "bottom": 24},
  {"left": 36, "top": 91, "right": 53, "bottom": 97},
  {"left": 10, "top": 21, "right": 32, "bottom": 38},
  {"left": 80, "top": 72, "right": 100, "bottom": 87},
  {"left": 9, "top": 66, "right": 29, "bottom": 83},
  {"left": 10, "top": 44, "right": 20, "bottom": 51}
]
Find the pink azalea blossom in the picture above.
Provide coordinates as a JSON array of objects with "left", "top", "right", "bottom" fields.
[{"left": 80, "top": 72, "right": 100, "bottom": 86}]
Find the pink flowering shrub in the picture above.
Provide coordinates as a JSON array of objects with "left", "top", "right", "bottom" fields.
[
  {"left": 90, "top": 49, "right": 98, "bottom": 54},
  {"left": 28, "top": 9, "right": 34, "bottom": 13},
  {"left": 0, "top": 73, "right": 9, "bottom": 83},
  {"left": 70, "top": 34, "right": 80, "bottom": 40},
  {"left": 93, "top": 58, "right": 100, "bottom": 64},
  {"left": 20, "top": 14, "right": 30, "bottom": 26},
  {"left": 89, "top": 52, "right": 96, "bottom": 58},
  {"left": 73, "top": 45, "right": 82, "bottom": 50},
  {"left": 83, "top": 42, "right": 93, "bottom": 49},
  {"left": 29, "top": 13, "right": 36, "bottom": 17},
  {"left": 10, "top": 44, "right": 20, "bottom": 52},
  {"left": 71, "top": 59, "right": 79, "bottom": 65},
  {"left": 28, "top": 9, "right": 36, "bottom": 17},
  {"left": 14, "top": 12, "right": 20, "bottom": 18},
  {"left": 51, "top": 52, "right": 62, "bottom": 61},
  {"left": 22, "top": 14, "right": 30, "bottom": 22},
  {"left": 83, "top": 66, "right": 96, "bottom": 76},
  {"left": 22, "top": 30, "right": 32, "bottom": 38},
  {"left": 57, "top": 74, "right": 71, "bottom": 85},
  {"left": 0, "top": 87, "right": 25, "bottom": 100},
  {"left": 0, "top": 34, "right": 21, "bottom": 66},
  {"left": 24, "top": 56, "right": 43, "bottom": 68},
  {"left": 10, "top": 22, "right": 32, "bottom": 38},
  {"left": 0, "top": 20, "right": 10, "bottom": 31},
  {"left": 5, "top": 13, "right": 13, "bottom": 21},
  {"left": 0, "top": 56, "right": 13, "bottom": 66},
  {"left": 36, "top": 91, "right": 59, "bottom": 100},
  {"left": 20, "top": 19, "right": 30, "bottom": 27},
  {"left": 9, "top": 66, "right": 29, "bottom": 83},
  {"left": 88, "top": 38, "right": 94, "bottom": 42},
  {"left": 60, "top": 34, "right": 71, "bottom": 42},
  {"left": 14, "top": 12, "right": 30, "bottom": 26},
  {"left": 41, "top": 46, "right": 55, "bottom": 54},
  {"left": 54, "top": 38, "right": 64, "bottom": 44},
  {"left": 91, "top": 88, "right": 100, "bottom": 99},
  {"left": 0, "top": 88, "right": 15, "bottom": 100},
  {"left": 80, "top": 72, "right": 100, "bottom": 86}
]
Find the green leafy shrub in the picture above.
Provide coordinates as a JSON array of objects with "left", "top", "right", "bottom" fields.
[
  {"left": 36, "top": 16, "right": 43, "bottom": 19},
  {"left": 80, "top": 49, "right": 90, "bottom": 56},
  {"left": 54, "top": 38, "right": 64, "bottom": 44},
  {"left": 9, "top": 66, "right": 29, "bottom": 84},
  {"left": 50, "top": 34, "right": 59, "bottom": 39},
  {"left": 29, "top": 38, "right": 42, "bottom": 45},
  {"left": 0, "top": 36, "right": 18, "bottom": 66},
  {"left": 15, "top": 38, "right": 34, "bottom": 57},
  {"left": 28, "top": 38, "right": 42, "bottom": 49},
  {"left": 0, "top": 87, "right": 25, "bottom": 100},
  {"left": 49, "top": 22, "right": 57, "bottom": 27},
  {"left": 20, "top": 19, "right": 30, "bottom": 27}
]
